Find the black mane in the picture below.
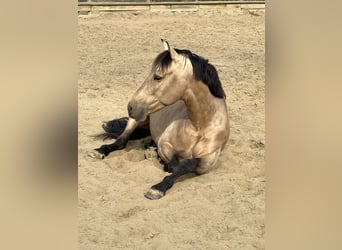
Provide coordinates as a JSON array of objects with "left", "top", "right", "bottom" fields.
[{"left": 152, "top": 49, "right": 226, "bottom": 99}]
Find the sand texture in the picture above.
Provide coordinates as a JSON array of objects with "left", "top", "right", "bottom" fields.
[{"left": 79, "top": 8, "right": 265, "bottom": 249}]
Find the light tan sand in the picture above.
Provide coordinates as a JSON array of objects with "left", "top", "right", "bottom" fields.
[{"left": 79, "top": 8, "right": 265, "bottom": 249}]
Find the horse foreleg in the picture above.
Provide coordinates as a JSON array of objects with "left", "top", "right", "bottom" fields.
[
  {"left": 144, "top": 157, "right": 200, "bottom": 200},
  {"left": 144, "top": 149, "right": 221, "bottom": 200},
  {"left": 88, "top": 118, "right": 140, "bottom": 159}
]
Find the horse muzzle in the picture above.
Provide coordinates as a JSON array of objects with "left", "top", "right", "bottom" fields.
[{"left": 127, "top": 101, "right": 147, "bottom": 121}]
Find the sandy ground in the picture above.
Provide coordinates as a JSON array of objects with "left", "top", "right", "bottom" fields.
[{"left": 78, "top": 7, "right": 265, "bottom": 249}]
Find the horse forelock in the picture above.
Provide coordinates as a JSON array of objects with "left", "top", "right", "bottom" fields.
[
  {"left": 152, "top": 49, "right": 226, "bottom": 99},
  {"left": 152, "top": 50, "right": 172, "bottom": 73}
]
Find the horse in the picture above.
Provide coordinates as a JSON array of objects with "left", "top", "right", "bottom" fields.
[{"left": 88, "top": 39, "right": 229, "bottom": 200}]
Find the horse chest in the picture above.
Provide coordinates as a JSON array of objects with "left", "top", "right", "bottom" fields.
[{"left": 149, "top": 101, "right": 189, "bottom": 142}]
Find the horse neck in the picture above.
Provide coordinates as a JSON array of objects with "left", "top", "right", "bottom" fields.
[{"left": 182, "top": 80, "right": 217, "bottom": 130}]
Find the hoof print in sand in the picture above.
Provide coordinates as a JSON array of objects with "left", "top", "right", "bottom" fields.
[
  {"left": 144, "top": 147, "right": 158, "bottom": 160},
  {"left": 124, "top": 149, "right": 145, "bottom": 162}
]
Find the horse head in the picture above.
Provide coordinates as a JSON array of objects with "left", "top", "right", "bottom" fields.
[{"left": 127, "top": 39, "right": 193, "bottom": 121}]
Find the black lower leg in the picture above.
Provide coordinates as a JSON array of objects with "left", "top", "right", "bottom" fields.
[
  {"left": 163, "top": 157, "right": 179, "bottom": 173},
  {"left": 94, "top": 136, "right": 128, "bottom": 157},
  {"left": 151, "top": 158, "right": 200, "bottom": 195}
]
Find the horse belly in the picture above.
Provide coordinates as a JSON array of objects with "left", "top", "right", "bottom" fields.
[{"left": 149, "top": 100, "right": 188, "bottom": 144}]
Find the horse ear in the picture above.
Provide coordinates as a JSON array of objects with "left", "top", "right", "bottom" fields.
[
  {"left": 162, "top": 39, "right": 169, "bottom": 51},
  {"left": 161, "top": 39, "right": 181, "bottom": 62}
]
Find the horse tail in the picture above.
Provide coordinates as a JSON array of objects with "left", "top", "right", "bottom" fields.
[{"left": 94, "top": 117, "right": 150, "bottom": 140}]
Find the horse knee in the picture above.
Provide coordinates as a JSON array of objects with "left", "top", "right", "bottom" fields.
[
  {"left": 195, "top": 156, "right": 218, "bottom": 174},
  {"left": 195, "top": 150, "right": 220, "bottom": 174},
  {"left": 158, "top": 142, "right": 175, "bottom": 163}
]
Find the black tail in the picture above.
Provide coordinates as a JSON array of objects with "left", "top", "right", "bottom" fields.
[{"left": 94, "top": 117, "right": 150, "bottom": 141}]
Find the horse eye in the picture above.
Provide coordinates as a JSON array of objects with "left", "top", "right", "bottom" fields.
[{"left": 153, "top": 74, "right": 162, "bottom": 81}]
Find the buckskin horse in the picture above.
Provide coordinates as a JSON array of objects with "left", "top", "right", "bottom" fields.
[{"left": 89, "top": 39, "right": 229, "bottom": 200}]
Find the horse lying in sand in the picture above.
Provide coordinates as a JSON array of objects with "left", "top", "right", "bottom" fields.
[{"left": 89, "top": 39, "right": 229, "bottom": 200}]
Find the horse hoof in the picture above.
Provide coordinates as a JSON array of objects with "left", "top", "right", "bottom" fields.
[
  {"left": 88, "top": 149, "right": 105, "bottom": 159},
  {"left": 144, "top": 189, "right": 164, "bottom": 200}
]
